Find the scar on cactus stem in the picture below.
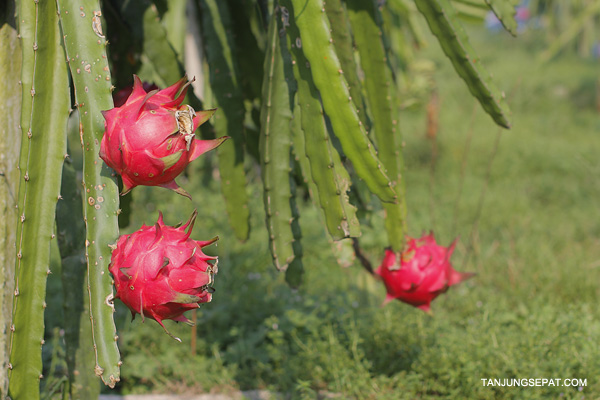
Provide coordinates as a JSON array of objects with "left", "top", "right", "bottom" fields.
[
  {"left": 99, "top": 75, "right": 229, "bottom": 199},
  {"left": 375, "top": 233, "right": 475, "bottom": 313},
  {"left": 108, "top": 210, "right": 219, "bottom": 341}
]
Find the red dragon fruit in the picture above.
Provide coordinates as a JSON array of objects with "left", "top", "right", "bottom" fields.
[
  {"left": 113, "top": 81, "right": 159, "bottom": 108},
  {"left": 109, "top": 211, "right": 218, "bottom": 340},
  {"left": 375, "top": 233, "right": 474, "bottom": 312},
  {"left": 100, "top": 75, "right": 228, "bottom": 198}
]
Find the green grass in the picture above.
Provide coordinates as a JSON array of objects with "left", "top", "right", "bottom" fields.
[{"left": 44, "top": 27, "right": 600, "bottom": 399}]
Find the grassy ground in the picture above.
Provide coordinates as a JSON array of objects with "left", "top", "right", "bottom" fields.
[{"left": 95, "top": 28, "right": 599, "bottom": 399}]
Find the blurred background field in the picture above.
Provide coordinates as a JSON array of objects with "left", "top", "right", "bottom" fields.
[{"left": 41, "top": 10, "right": 600, "bottom": 400}]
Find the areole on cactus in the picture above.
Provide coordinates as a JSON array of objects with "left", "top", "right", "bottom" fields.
[
  {"left": 99, "top": 75, "right": 229, "bottom": 199},
  {"left": 375, "top": 233, "right": 474, "bottom": 313},
  {"left": 109, "top": 211, "right": 218, "bottom": 341}
]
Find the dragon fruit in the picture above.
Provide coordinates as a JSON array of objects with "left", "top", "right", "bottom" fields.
[
  {"left": 109, "top": 211, "right": 218, "bottom": 340},
  {"left": 375, "top": 233, "right": 474, "bottom": 312},
  {"left": 100, "top": 75, "right": 228, "bottom": 198},
  {"left": 113, "top": 81, "right": 158, "bottom": 108}
]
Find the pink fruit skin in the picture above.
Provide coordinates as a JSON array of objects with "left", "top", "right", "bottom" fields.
[
  {"left": 109, "top": 211, "right": 218, "bottom": 334},
  {"left": 375, "top": 233, "right": 474, "bottom": 312},
  {"left": 113, "top": 82, "right": 159, "bottom": 108},
  {"left": 100, "top": 75, "right": 228, "bottom": 198}
]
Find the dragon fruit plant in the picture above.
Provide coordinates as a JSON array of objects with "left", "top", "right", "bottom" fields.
[
  {"left": 109, "top": 211, "right": 218, "bottom": 341},
  {"left": 3, "top": 0, "right": 516, "bottom": 396},
  {"left": 375, "top": 233, "right": 474, "bottom": 312},
  {"left": 100, "top": 75, "right": 229, "bottom": 199}
]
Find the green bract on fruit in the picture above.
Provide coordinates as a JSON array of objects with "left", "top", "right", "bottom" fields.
[
  {"left": 100, "top": 75, "right": 228, "bottom": 199},
  {"left": 375, "top": 233, "right": 474, "bottom": 312},
  {"left": 109, "top": 211, "right": 218, "bottom": 340}
]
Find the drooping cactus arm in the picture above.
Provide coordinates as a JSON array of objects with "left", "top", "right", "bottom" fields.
[
  {"left": 484, "top": 0, "right": 518, "bottom": 36},
  {"left": 346, "top": 0, "right": 406, "bottom": 252},
  {"left": 289, "top": 0, "right": 397, "bottom": 204},
  {"left": 324, "top": 0, "right": 370, "bottom": 130},
  {"left": 226, "top": 0, "right": 266, "bottom": 101},
  {"left": 56, "top": 0, "right": 121, "bottom": 388},
  {"left": 283, "top": 0, "right": 360, "bottom": 241},
  {"left": 8, "top": 0, "right": 70, "bottom": 398},
  {"left": 260, "top": 4, "right": 303, "bottom": 280},
  {"left": 290, "top": 100, "right": 319, "bottom": 208},
  {"left": 414, "top": 0, "right": 512, "bottom": 128},
  {"left": 162, "top": 0, "right": 187, "bottom": 63},
  {"left": 200, "top": 0, "right": 251, "bottom": 242},
  {"left": 141, "top": 2, "right": 184, "bottom": 86}
]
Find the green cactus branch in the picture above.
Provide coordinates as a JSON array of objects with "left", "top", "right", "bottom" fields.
[
  {"left": 324, "top": 0, "right": 370, "bottom": 131},
  {"left": 226, "top": 0, "right": 266, "bottom": 101},
  {"left": 57, "top": 153, "right": 100, "bottom": 399},
  {"left": 414, "top": 0, "right": 512, "bottom": 129},
  {"left": 346, "top": 0, "right": 407, "bottom": 252},
  {"left": 200, "top": 0, "right": 251, "bottom": 242},
  {"left": 290, "top": 100, "right": 320, "bottom": 207},
  {"left": 162, "top": 0, "right": 187, "bottom": 64},
  {"left": 140, "top": 1, "right": 184, "bottom": 87},
  {"left": 289, "top": 0, "right": 397, "bottom": 204},
  {"left": 452, "top": 0, "right": 489, "bottom": 22},
  {"left": 106, "top": 0, "right": 188, "bottom": 91},
  {"left": 283, "top": 0, "right": 360, "bottom": 241},
  {"left": 484, "top": 0, "right": 518, "bottom": 36},
  {"left": 0, "top": 3, "right": 21, "bottom": 395},
  {"left": 8, "top": 0, "right": 70, "bottom": 398},
  {"left": 56, "top": 0, "right": 121, "bottom": 388},
  {"left": 260, "top": 4, "right": 303, "bottom": 279}
]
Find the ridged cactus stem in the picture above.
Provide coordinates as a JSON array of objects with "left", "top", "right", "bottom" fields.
[
  {"left": 484, "top": 0, "right": 517, "bottom": 36},
  {"left": 0, "top": 1, "right": 21, "bottom": 396},
  {"left": 283, "top": 0, "right": 360, "bottom": 241},
  {"left": 324, "top": 0, "right": 370, "bottom": 131},
  {"left": 289, "top": 0, "right": 397, "bottom": 204},
  {"left": 414, "top": 0, "right": 512, "bottom": 128},
  {"left": 141, "top": 2, "right": 184, "bottom": 86},
  {"left": 226, "top": 0, "right": 265, "bottom": 101},
  {"left": 8, "top": 0, "right": 70, "bottom": 398},
  {"left": 259, "top": 4, "right": 303, "bottom": 281},
  {"left": 162, "top": 0, "right": 187, "bottom": 63},
  {"left": 200, "top": 0, "right": 251, "bottom": 242},
  {"left": 56, "top": 0, "right": 121, "bottom": 388},
  {"left": 346, "top": 0, "right": 407, "bottom": 253},
  {"left": 57, "top": 154, "right": 100, "bottom": 399}
]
